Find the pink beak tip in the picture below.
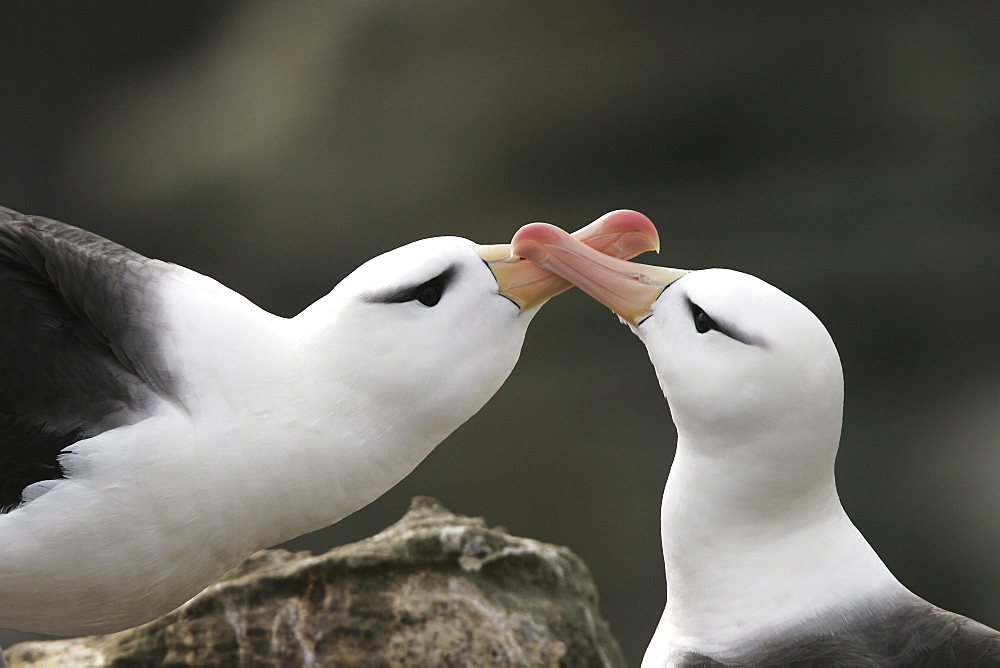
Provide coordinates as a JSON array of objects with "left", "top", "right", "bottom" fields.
[
  {"left": 511, "top": 222, "right": 570, "bottom": 261},
  {"left": 597, "top": 209, "right": 656, "bottom": 238}
]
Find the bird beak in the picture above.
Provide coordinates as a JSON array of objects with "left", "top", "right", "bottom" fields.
[
  {"left": 510, "top": 221, "right": 687, "bottom": 326},
  {"left": 474, "top": 210, "right": 660, "bottom": 312}
]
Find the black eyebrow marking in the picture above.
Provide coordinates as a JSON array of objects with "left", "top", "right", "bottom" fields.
[
  {"left": 366, "top": 265, "right": 457, "bottom": 304},
  {"left": 686, "top": 297, "right": 767, "bottom": 347}
]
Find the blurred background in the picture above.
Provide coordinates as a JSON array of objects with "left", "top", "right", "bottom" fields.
[{"left": 1, "top": 3, "right": 998, "bottom": 663}]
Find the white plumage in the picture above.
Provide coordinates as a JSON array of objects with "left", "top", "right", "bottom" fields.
[
  {"left": 512, "top": 221, "right": 1000, "bottom": 666},
  {"left": 0, "top": 206, "right": 657, "bottom": 638}
]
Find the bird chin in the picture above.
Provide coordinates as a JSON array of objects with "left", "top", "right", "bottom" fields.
[{"left": 617, "top": 313, "right": 642, "bottom": 336}]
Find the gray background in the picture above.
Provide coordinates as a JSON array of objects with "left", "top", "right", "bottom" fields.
[{"left": 2, "top": 4, "right": 998, "bottom": 664}]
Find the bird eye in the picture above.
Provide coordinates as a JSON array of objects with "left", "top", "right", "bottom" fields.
[
  {"left": 692, "top": 305, "right": 715, "bottom": 334},
  {"left": 368, "top": 266, "right": 455, "bottom": 306},
  {"left": 414, "top": 281, "right": 443, "bottom": 307}
]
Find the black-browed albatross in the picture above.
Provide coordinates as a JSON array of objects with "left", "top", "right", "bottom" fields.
[
  {"left": 512, "top": 222, "right": 1000, "bottom": 667},
  {"left": 0, "top": 207, "right": 657, "bottom": 641}
]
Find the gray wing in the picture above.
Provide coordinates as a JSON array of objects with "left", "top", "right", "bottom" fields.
[
  {"left": 675, "top": 600, "right": 1000, "bottom": 667},
  {"left": 0, "top": 206, "right": 181, "bottom": 508},
  {"left": 909, "top": 605, "right": 1000, "bottom": 666}
]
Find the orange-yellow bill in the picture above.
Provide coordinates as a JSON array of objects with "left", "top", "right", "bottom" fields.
[
  {"left": 474, "top": 210, "right": 660, "bottom": 311},
  {"left": 510, "top": 221, "right": 687, "bottom": 326}
]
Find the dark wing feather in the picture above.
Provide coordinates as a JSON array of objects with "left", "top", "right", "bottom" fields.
[
  {"left": 914, "top": 606, "right": 1000, "bottom": 666},
  {"left": 0, "top": 206, "right": 180, "bottom": 508},
  {"left": 676, "top": 599, "right": 1000, "bottom": 667}
]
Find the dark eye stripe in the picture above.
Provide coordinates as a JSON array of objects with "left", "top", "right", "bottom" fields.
[
  {"left": 687, "top": 297, "right": 765, "bottom": 347},
  {"left": 367, "top": 266, "right": 456, "bottom": 305}
]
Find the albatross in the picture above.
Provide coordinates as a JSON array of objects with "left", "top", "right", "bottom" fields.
[
  {"left": 511, "top": 222, "right": 1000, "bottom": 666},
  {"left": 0, "top": 206, "right": 657, "bottom": 639}
]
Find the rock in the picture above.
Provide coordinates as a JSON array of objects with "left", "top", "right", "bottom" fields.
[{"left": 6, "top": 497, "right": 625, "bottom": 667}]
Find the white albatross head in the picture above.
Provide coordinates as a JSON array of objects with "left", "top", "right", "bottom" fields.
[
  {"left": 511, "top": 222, "right": 844, "bottom": 467},
  {"left": 293, "top": 211, "right": 661, "bottom": 445},
  {"left": 511, "top": 221, "right": 844, "bottom": 488}
]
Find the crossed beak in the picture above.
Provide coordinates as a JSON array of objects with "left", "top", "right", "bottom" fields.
[
  {"left": 509, "top": 221, "right": 687, "bottom": 326},
  {"left": 474, "top": 210, "right": 661, "bottom": 312}
]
